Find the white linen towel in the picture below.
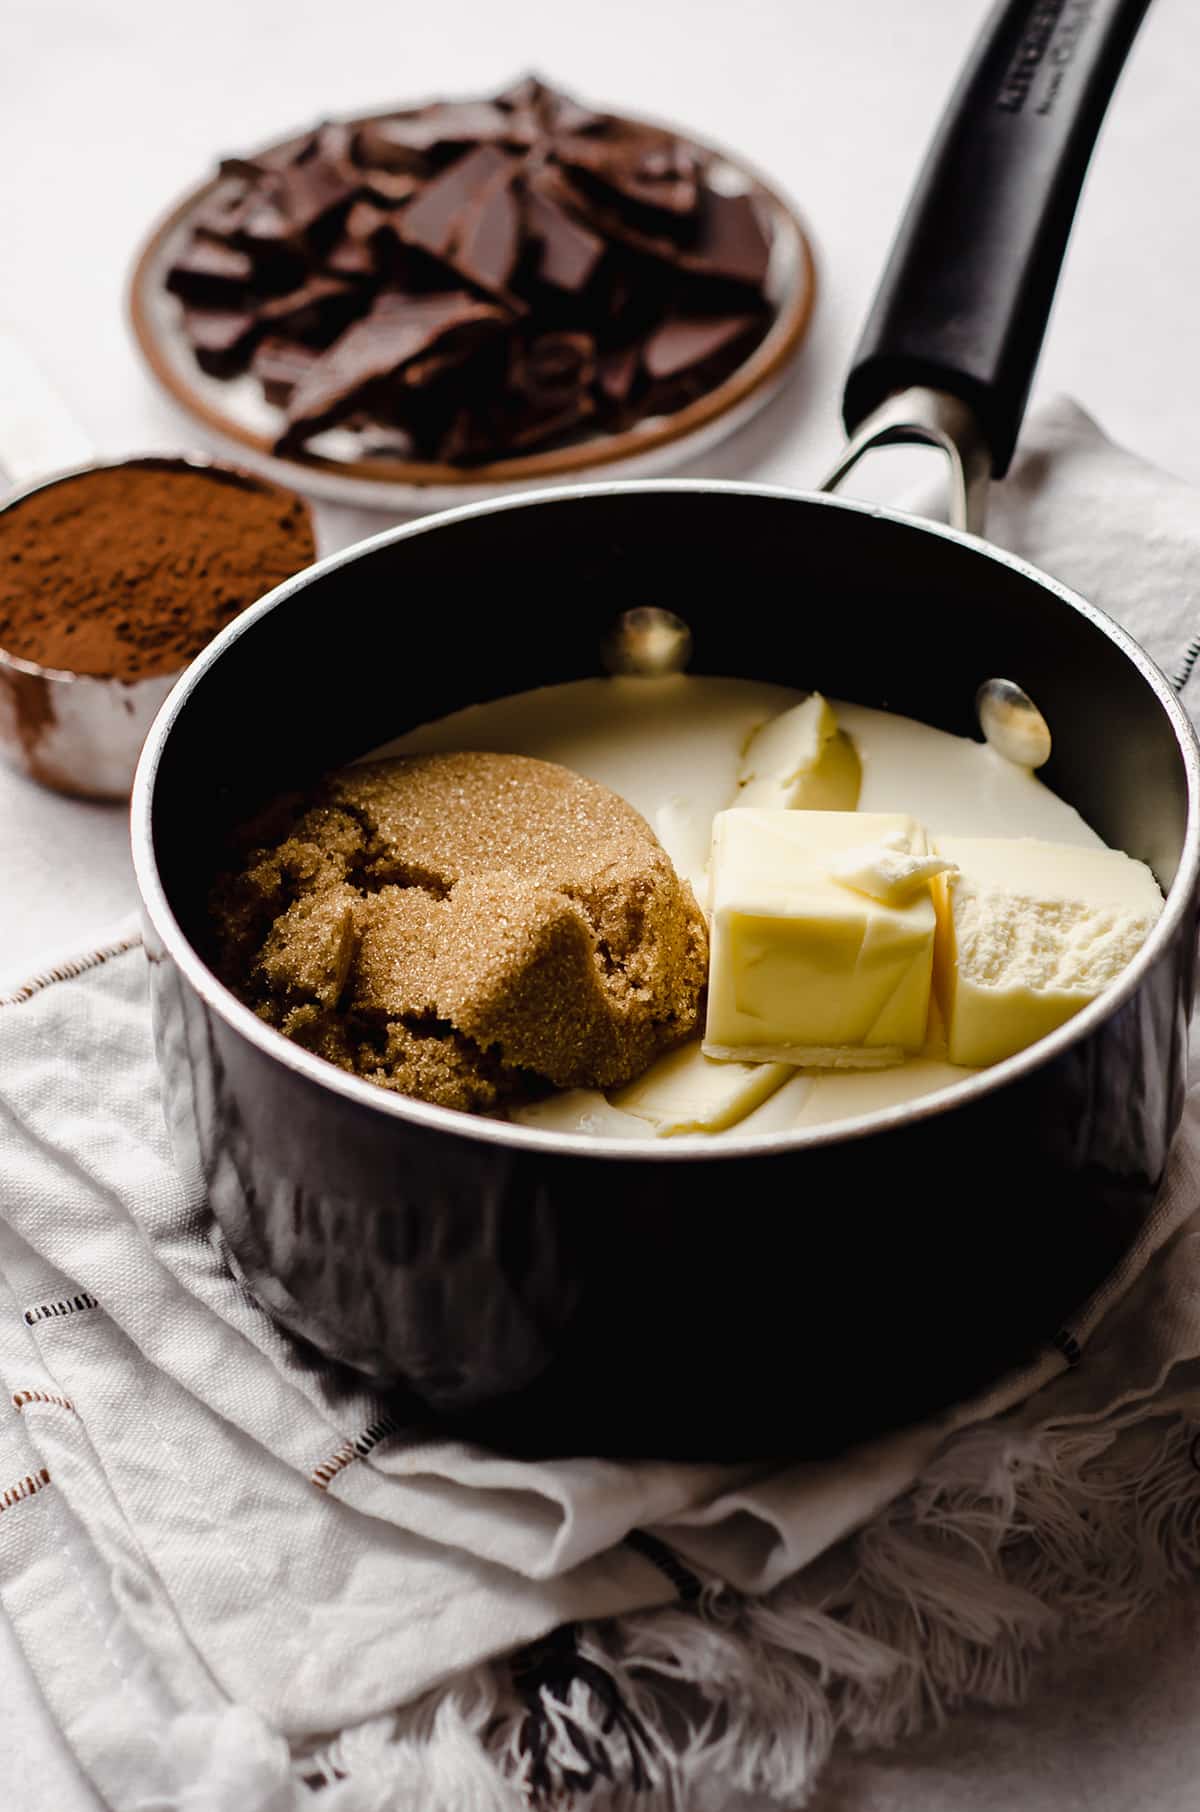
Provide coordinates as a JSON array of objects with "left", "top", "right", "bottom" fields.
[{"left": 2, "top": 397, "right": 1200, "bottom": 1811}]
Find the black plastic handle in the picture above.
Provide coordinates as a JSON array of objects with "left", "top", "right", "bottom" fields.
[{"left": 843, "top": 0, "right": 1152, "bottom": 477}]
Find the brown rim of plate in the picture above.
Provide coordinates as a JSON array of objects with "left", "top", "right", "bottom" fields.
[{"left": 127, "top": 106, "right": 817, "bottom": 490}]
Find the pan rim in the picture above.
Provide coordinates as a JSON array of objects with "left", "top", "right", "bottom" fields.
[{"left": 131, "top": 478, "right": 1200, "bottom": 1163}]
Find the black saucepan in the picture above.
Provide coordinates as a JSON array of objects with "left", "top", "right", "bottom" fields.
[{"left": 132, "top": 0, "right": 1198, "bottom": 1458}]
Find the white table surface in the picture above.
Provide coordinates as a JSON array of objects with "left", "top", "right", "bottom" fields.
[{"left": 3, "top": 0, "right": 1200, "bottom": 1804}]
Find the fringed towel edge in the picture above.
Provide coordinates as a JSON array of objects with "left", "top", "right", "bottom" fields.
[{"left": 303, "top": 1405, "right": 1200, "bottom": 1812}]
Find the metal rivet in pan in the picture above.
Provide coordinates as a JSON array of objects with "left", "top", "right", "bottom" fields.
[
  {"left": 601, "top": 607, "right": 693, "bottom": 678},
  {"left": 975, "top": 677, "right": 1053, "bottom": 770}
]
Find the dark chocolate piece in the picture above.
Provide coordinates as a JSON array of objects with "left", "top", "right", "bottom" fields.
[
  {"left": 325, "top": 238, "right": 376, "bottom": 278},
  {"left": 166, "top": 238, "right": 255, "bottom": 306},
  {"left": 353, "top": 102, "right": 520, "bottom": 172},
  {"left": 360, "top": 169, "right": 422, "bottom": 206},
  {"left": 598, "top": 343, "right": 641, "bottom": 407},
  {"left": 344, "top": 200, "right": 393, "bottom": 242},
  {"left": 494, "top": 74, "right": 607, "bottom": 138},
  {"left": 191, "top": 176, "right": 253, "bottom": 240},
  {"left": 677, "top": 189, "right": 771, "bottom": 288},
  {"left": 493, "top": 74, "right": 550, "bottom": 115},
  {"left": 511, "top": 331, "right": 596, "bottom": 405},
  {"left": 171, "top": 76, "right": 780, "bottom": 466},
  {"left": 279, "top": 291, "right": 507, "bottom": 448},
  {"left": 397, "top": 145, "right": 516, "bottom": 260},
  {"left": 523, "top": 185, "right": 605, "bottom": 293},
  {"left": 545, "top": 96, "right": 608, "bottom": 137},
  {"left": 181, "top": 307, "right": 259, "bottom": 377},
  {"left": 234, "top": 159, "right": 357, "bottom": 254},
  {"left": 640, "top": 312, "right": 764, "bottom": 412},
  {"left": 309, "top": 121, "right": 357, "bottom": 177},
  {"left": 324, "top": 201, "right": 389, "bottom": 273},
  {"left": 256, "top": 274, "right": 362, "bottom": 345},
  {"left": 455, "top": 170, "right": 522, "bottom": 295},
  {"left": 250, "top": 336, "right": 320, "bottom": 406},
  {"left": 642, "top": 313, "right": 759, "bottom": 381},
  {"left": 438, "top": 330, "right": 597, "bottom": 462},
  {"left": 555, "top": 132, "right": 700, "bottom": 223}
]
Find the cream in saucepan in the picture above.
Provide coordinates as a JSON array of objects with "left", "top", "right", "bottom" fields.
[{"left": 377, "top": 673, "right": 1116, "bottom": 1139}]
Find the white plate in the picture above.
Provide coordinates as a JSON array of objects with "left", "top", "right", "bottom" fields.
[{"left": 128, "top": 106, "right": 817, "bottom": 513}]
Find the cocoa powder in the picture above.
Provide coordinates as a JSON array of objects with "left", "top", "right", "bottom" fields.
[{"left": 0, "top": 461, "right": 315, "bottom": 679}]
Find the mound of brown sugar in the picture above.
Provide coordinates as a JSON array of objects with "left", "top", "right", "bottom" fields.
[{"left": 212, "top": 750, "right": 708, "bottom": 1112}]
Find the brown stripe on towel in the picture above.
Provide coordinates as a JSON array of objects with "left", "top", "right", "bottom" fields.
[
  {"left": 0, "top": 933, "right": 142, "bottom": 1008},
  {"left": 12, "top": 1389, "right": 74, "bottom": 1413},
  {"left": 0, "top": 1468, "right": 50, "bottom": 1515},
  {"left": 310, "top": 1412, "right": 405, "bottom": 1489}
]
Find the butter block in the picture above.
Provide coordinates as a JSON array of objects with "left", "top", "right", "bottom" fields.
[
  {"left": 703, "top": 810, "right": 938, "bottom": 1067},
  {"left": 827, "top": 831, "right": 956, "bottom": 906},
  {"left": 611, "top": 1039, "right": 791, "bottom": 1134},
  {"left": 932, "top": 836, "right": 1164, "bottom": 1068},
  {"left": 735, "top": 694, "right": 861, "bottom": 812}
]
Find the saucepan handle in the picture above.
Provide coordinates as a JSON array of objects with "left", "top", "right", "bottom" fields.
[{"left": 837, "top": 0, "right": 1152, "bottom": 504}]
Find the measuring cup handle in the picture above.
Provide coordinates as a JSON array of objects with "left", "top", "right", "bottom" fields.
[{"left": 841, "top": 0, "right": 1151, "bottom": 479}]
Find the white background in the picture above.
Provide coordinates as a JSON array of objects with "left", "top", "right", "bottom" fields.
[{"left": 3, "top": 0, "right": 1200, "bottom": 1805}]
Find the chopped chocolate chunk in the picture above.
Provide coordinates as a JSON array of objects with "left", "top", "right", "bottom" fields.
[
  {"left": 524, "top": 184, "right": 605, "bottom": 293},
  {"left": 235, "top": 193, "right": 290, "bottom": 249},
  {"left": 494, "top": 74, "right": 607, "bottom": 139},
  {"left": 493, "top": 74, "right": 551, "bottom": 115},
  {"left": 256, "top": 274, "right": 363, "bottom": 345},
  {"left": 309, "top": 121, "right": 357, "bottom": 176},
  {"left": 169, "top": 76, "right": 781, "bottom": 463},
  {"left": 276, "top": 158, "right": 358, "bottom": 237},
  {"left": 251, "top": 336, "right": 320, "bottom": 406},
  {"left": 598, "top": 343, "right": 641, "bottom": 407},
  {"left": 166, "top": 238, "right": 255, "bottom": 306},
  {"left": 232, "top": 159, "right": 357, "bottom": 256},
  {"left": 218, "top": 155, "right": 273, "bottom": 185},
  {"left": 323, "top": 204, "right": 391, "bottom": 277},
  {"left": 397, "top": 145, "right": 517, "bottom": 260},
  {"left": 354, "top": 101, "right": 522, "bottom": 171},
  {"left": 455, "top": 169, "right": 522, "bottom": 295},
  {"left": 325, "top": 237, "right": 376, "bottom": 278},
  {"left": 641, "top": 313, "right": 762, "bottom": 411},
  {"left": 360, "top": 168, "right": 423, "bottom": 206},
  {"left": 345, "top": 199, "right": 393, "bottom": 241},
  {"left": 439, "top": 386, "right": 595, "bottom": 462},
  {"left": 279, "top": 291, "right": 507, "bottom": 447},
  {"left": 555, "top": 132, "right": 700, "bottom": 224},
  {"left": 191, "top": 175, "right": 253, "bottom": 240},
  {"left": 181, "top": 307, "right": 259, "bottom": 377},
  {"left": 436, "top": 332, "right": 598, "bottom": 462},
  {"left": 642, "top": 313, "right": 760, "bottom": 381},
  {"left": 677, "top": 189, "right": 771, "bottom": 288},
  {"left": 546, "top": 96, "right": 608, "bottom": 137},
  {"left": 512, "top": 331, "right": 596, "bottom": 405}
]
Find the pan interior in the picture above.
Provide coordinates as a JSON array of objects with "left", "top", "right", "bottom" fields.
[{"left": 149, "top": 487, "right": 1192, "bottom": 1056}]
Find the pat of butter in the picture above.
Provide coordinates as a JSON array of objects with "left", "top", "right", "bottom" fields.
[
  {"left": 703, "top": 810, "right": 937, "bottom": 1067},
  {"left": 735, "top": 693, "right": 861, "bottom": 812},
  {"left": 827, "top": 831, "right": 957, "bottom": 906},
  {"left": 610, "top": 1039, "right": 791, "bottom": 1134},
  {"left": 932, "top": 835, "right": 1164, "bottom": 1068}
]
